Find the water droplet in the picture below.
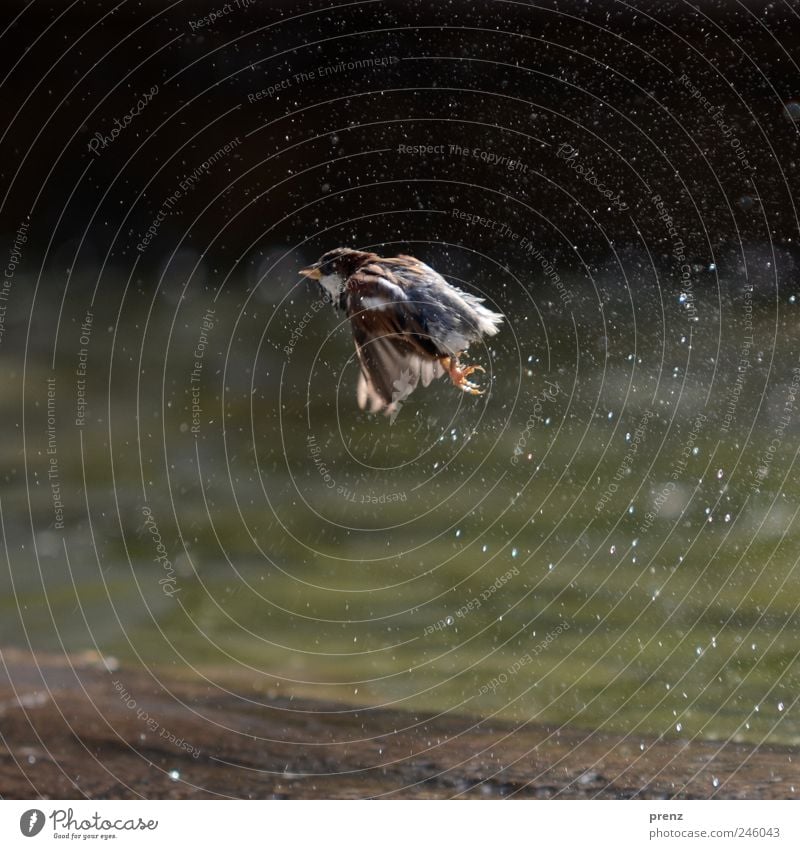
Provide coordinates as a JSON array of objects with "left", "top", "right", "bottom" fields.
[
  {"left": 712, "top": 777, "right": 720, "bottom": 787},
  {"left": 784, "top": 100, "right": 800, "bottom": 121},
  {"left": 169, "top": 770, "right": 180, "bottom": 781},
  {"left": 511, "top": 547, "right": 518, "bottom": 558},
  {"left": 778, "top": 701, "right": 785, "bottom": 712},
  {"left": 676, "top": 723, "right": 682, "bottom": 732}
]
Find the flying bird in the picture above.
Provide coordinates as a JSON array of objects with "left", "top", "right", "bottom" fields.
[{"left": 300, "top": 248, "right": 503, "bottom": 414}]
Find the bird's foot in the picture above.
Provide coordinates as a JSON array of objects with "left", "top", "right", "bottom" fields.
[{"left": 445, "top": 358, "right": 486, "bottom": 395}]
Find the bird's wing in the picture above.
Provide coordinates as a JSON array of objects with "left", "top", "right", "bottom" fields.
[
  {"left": 353, "top": 336, "right": 444, "bottom": 414},
  {"left": 387, "top": 256, "right": 505, "bottom": 342},
  {"left": 345, "top": 265, "right": 444, "bottom": 414}
]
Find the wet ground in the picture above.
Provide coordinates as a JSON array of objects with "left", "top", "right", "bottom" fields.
[{"left": 0, "top": 649, "right": 796, "bottom": 799}]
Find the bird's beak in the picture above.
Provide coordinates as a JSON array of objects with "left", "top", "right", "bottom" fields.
[{"left": 299, "top": 263, "right": 322, "bottom": 280}]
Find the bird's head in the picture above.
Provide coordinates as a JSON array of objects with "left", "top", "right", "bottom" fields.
[{"left": 299, "top": 247, "right": 375, "bottom": 301}]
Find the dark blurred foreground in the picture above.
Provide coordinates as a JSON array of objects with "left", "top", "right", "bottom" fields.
[{"left": 1, "top": 649, "right": 796, "bottom": 799}]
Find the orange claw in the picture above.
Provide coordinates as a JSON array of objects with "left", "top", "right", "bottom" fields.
[{"left": 444, "top": 358, "right": 486, "bottom": 395}]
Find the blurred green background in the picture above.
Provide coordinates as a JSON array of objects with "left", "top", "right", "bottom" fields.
[{"left": 5, "top": 270, "right": 799, "bottom": 746}]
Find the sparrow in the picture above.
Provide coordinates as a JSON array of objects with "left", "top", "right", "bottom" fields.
[{"left": 299, "top": 248, "right": 503, "bottom": 414}]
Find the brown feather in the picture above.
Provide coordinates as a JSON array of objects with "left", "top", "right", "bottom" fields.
[
  {"left": 346, "top": 268, "right": 444, "bottom": 412},
  {"left": 306, "top": 247, "right": 502, "bottom": 413}
]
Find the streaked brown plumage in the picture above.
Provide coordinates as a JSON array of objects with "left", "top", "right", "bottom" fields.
[{"left": 300, "top": 248, "right": 503, "bottom": 415}]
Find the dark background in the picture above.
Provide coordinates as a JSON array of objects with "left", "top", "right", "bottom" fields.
[{"left": 3, "top": 0, "right": 800, "bottom": 288}]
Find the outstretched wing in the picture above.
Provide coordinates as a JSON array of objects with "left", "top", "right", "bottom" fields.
[
  {"left": 345, "top": 264, "right": 444, "bottom": 414},
  {"left": 352, "top": 334, "right": 445, "bottom": 414}
]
